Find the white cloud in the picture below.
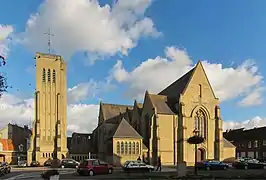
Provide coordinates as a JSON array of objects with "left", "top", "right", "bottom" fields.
[
  {"left": 110, "top": 46, "right": 264, "bottom": 106},
  {"left": 238, "top": 87, "right": 265, "bottom": 107},
  {"left": 223, "top": 116, "right": 266, "bottom": 131},
  {"left": 0, "top": 81, "right": 106, "bottom": 134},
  {"left": 0, "top": 25, "right": 14, "bottom": 58},
  {"left": 22, "top": 0, "right": 160, "bottom": 63}
]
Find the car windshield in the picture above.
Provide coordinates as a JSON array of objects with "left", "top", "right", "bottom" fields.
[{"left": 80, "top": 160, "right": 92, "bottom": 166}]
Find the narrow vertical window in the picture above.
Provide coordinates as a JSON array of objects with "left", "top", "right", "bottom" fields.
[
  {"left": 136, "top": 142, "right": 139, "bottom": 154},
  {"left": 52, "top": 70, "right": 56, "bottom": 83},
  {"left": 47, "top": 69, "right": 51, "bottom": 82},
  {"left": 132, "top": 142, "right": 135, "bottom": 154},
  {"left": 199, "top": 84, "right": 202, "bottom": 97},
  {"left": 125, "top": 142, "right": 128, "bottom": 154},
  {"left": 117, "top": 142, "right": 120, "bottom": 154},
  {"left": 129, "top": 142, "right": 132, "bottom": 154},
  {"left": 121, "top": 142, "right": 124, "bottom": 154},
  {"left": 42, "top": 68, "right": 46, "bottom": 82}
]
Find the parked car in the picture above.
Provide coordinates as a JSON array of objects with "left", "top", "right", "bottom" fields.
[
  {"left": 77, "top": 159, "right": 113, "bottom": 176},
  {"left": 0, "top": 166, "right": 5, "bottom": 177},
  {"left": 196, "top": 160, "right": 229, "bottom": 170},
  {"left": 30, "top": 161, "right": 40, "bottom": 167},
  {"left": 232, "top": 159, "right": 266, "bottom": 169},
  {"left": 18, "top": 160, "right": 27, "bottom": 167},
  {"left": 123, "top": 160, "right": 154, "bottom": 172},
  {"left": 61, "top": 159, "right": 79, "bottom": 168},
  {"left": 0, "top": 162, "right": 11, "bottom": 174},
  {"left": 44, "top": 158, "right": 52, "bottom": 166}
]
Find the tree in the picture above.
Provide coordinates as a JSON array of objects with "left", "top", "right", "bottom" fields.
[{"left": 0, "top": 55, "right": 7, "bottom": 97}]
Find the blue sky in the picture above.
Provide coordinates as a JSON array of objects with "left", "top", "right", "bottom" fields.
[{"left": 1, "top": 0, "right": 266, "bottom": 133}]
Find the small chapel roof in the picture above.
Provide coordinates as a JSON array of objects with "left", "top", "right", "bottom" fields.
[
  {"left": 223, "top": 138, "right": 235, "bottom": 148},
  {"left": 148, "top": 93, "right": 176, "bottom": 115},
  {"left": 112, "top": 119, "right": 142, "bottom": 139},
  {"left": 101, "top": 103, "right": 133, "bottom": 120}
]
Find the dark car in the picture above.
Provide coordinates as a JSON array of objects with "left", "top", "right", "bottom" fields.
[
  {"left": 0, "top": 166, "right": 5, "bottom": 176},
  {"left": 196, "top": 160, "right": 229, "bottom": 170},
  {"left": 0, "top": 162, "right": 11, "bottom": 174},
  {"left": 61, "top": 159, "right": 79, "bottom": 168},
  {"left": 30, "top": 161, "right": 40, "bottom": 167},
  {"left": 123, "top": 160, "right": 155, "bottom": 172},
  {"left": 44, "top": 158, "right": 52, "bottom": 166},
  {"left": 77, "top": 159, "right": 113, "bottom": 176},
  {"left": 232, "top": 159, "right": 266, "bottom": 169}
]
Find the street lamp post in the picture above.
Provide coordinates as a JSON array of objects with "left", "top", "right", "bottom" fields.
[{"left": 193, "top": 129, "right": 199, "bottom": 176}]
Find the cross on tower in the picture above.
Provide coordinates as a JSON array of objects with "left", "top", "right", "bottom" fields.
[{"left": 44, "top": 28, "right": 54, "bottom": 54}]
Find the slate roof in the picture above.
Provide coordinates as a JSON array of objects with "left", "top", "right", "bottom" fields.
[
  {"left": 102, "top": 103, "right": 133, "bottom": 120},
  {"left": 158, "top": 67, "right": 194, "bottom": 98},
  {"left": 223, "top": 138, "right": 235, "bottom": 148},
  {"left": 113, "top": 119, "right": 142, "bottom": 139},
  {"left": 148, "top": 93, "right": 176, "bottom": 115}
]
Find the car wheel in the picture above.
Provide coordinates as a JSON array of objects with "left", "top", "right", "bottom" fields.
[
  {"left": 149, "top": 168, "right": 153, "bottom": 172},
  {"left": 206, "top": 166, "right": 211, "bottom": 171},
  {"left": 89, "top": 170, "right": 94, "bottom": 176},
  {"left": 108, "top": 168, "right": 113, "bottom": 174},
  {"left": 244, "top": 166, "right": 248, "bottom": 170},
  {"left": 223, "top": 166, "right": 227, "bottom": 170},
  {"left": 263, "top": 166, "right": 266, "bottom": 169}
]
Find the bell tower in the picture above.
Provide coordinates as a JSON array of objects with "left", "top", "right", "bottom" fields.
[{"left": 27, "top": 52, "right": 68, "bottom": 165}]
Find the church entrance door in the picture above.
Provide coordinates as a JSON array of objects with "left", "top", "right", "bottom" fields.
[{"left": 197, "top": 148, "right": 205, "bottom": 162}]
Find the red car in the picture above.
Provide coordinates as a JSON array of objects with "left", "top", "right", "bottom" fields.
[{"left": 77, "top": 159, "right": 113, "bottom": 176}]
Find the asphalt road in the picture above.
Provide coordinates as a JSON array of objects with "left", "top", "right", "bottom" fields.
[{"left": 3, "top": 167, "right": 266, "bottom": 179}]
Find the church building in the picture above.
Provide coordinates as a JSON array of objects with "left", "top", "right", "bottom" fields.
[
  {"left": 92, "top": 61, "right": 235, "bottom": 166},
  {"left": 27, "top": 52, "right": 68, "bottom": 165}
]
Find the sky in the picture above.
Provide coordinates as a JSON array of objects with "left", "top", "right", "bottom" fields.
[{"left": 1, "top": 0, "right": 266, "bottom": 135}]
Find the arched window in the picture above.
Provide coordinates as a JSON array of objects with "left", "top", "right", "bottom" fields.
[
  {"left": 194, "top": 109, "right": 207, "bottom": 138},
  {"left": 136, "top": 142, "right": 139, "bottom": 154},
  {"left": 52, "top": 70, "right": 56, "bottom": 83},
  {"left": 47, "top": 69, "right": 51, "bottom": 82},
  {"left": 125, "top": 142, "right": 128, "bottom": 154},
  {"left": 117, "top": 142, "right": 120, "bottom": 154},
  {"left": 129, "top": 142, "right": 132, "bottom": 154},
  {"left": 121, "top": 142, "right": 124, "bottom": 154},
  {"left": 42, "top": 68, "right": 46, "bottom": 82},
  {"left": 132, "top": 142, "right": 135, "bottom": 154}
]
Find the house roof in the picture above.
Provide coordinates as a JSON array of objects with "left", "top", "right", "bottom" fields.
[
  {"left": 223, "top": 138, "right": 235, "bottom": 148},
  {"left": 113, "top": 119, "right": 142, "bottom": 139},
  {"left": 148, "top": 93, "right": 176, "bottom": 115},
  {"left": 101, "top": 103, "right": 133, "bottom": 120}
]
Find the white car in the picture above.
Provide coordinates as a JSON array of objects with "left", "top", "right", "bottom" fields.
[{"left": 123, "top": 161, "right": 154, "bottom": 172}]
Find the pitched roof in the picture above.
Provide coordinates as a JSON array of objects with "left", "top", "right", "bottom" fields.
[
  {"left": 158, "top": 67, "right": 195, "bottom": 98},
  {"left": 148, "top": 93, "right": 175, "bottom": 115},
  {"left": 223, "top": 138, "right": 235, "bottom": 148},
  {"left": 102, "top": 103, "right": 133, "bottom": 120},
  {"left": 113, "top": 119, "right": 142, "bottom": 138}
]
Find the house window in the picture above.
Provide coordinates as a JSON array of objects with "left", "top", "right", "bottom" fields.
[
  {"left": 42, "top": 68, "right": 46, "bottom": 82},
  {"left": 47, "top": 69, "right": 51, "bottom": 82},
  {"left": 248, "top": 141, "right": 252, "bottom": 148},
  {"left": 117, "top": 142, "right": 120, "bottom": 154},
  {"left": 199, "top": 84, "right": 202, "bottom": 97},
  {"left": 52, "top": 70, "right": 56, "bottom": 83},
  {"left": 194, "top": 109, "right": 207, "bottom": 138},
  {"left": 263, "top": 140, "right": 266, "bottom": 146},
  {"left": 132, "top": 142, "right": 135, "bottom": 154},
  {"left": 125, "top": 142, "right": 128, "bottom": 154},
  {"left": 254, "top": 140, "right": 258, "bottom": 148},
  {"left": 0, "top": 143, "right": 3, "bottom": 151},
  {"left": 129, "top": 142, "right": 132, "bottom": 154},
  {"left": 263, "top": 152, "right": 266, "bottom": 158},
  {"left": 121, "top": 142, "right": 124, "bottom": 154},
  {"left": 136, "top": 142, "right": 139, "bottom": 154}
]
